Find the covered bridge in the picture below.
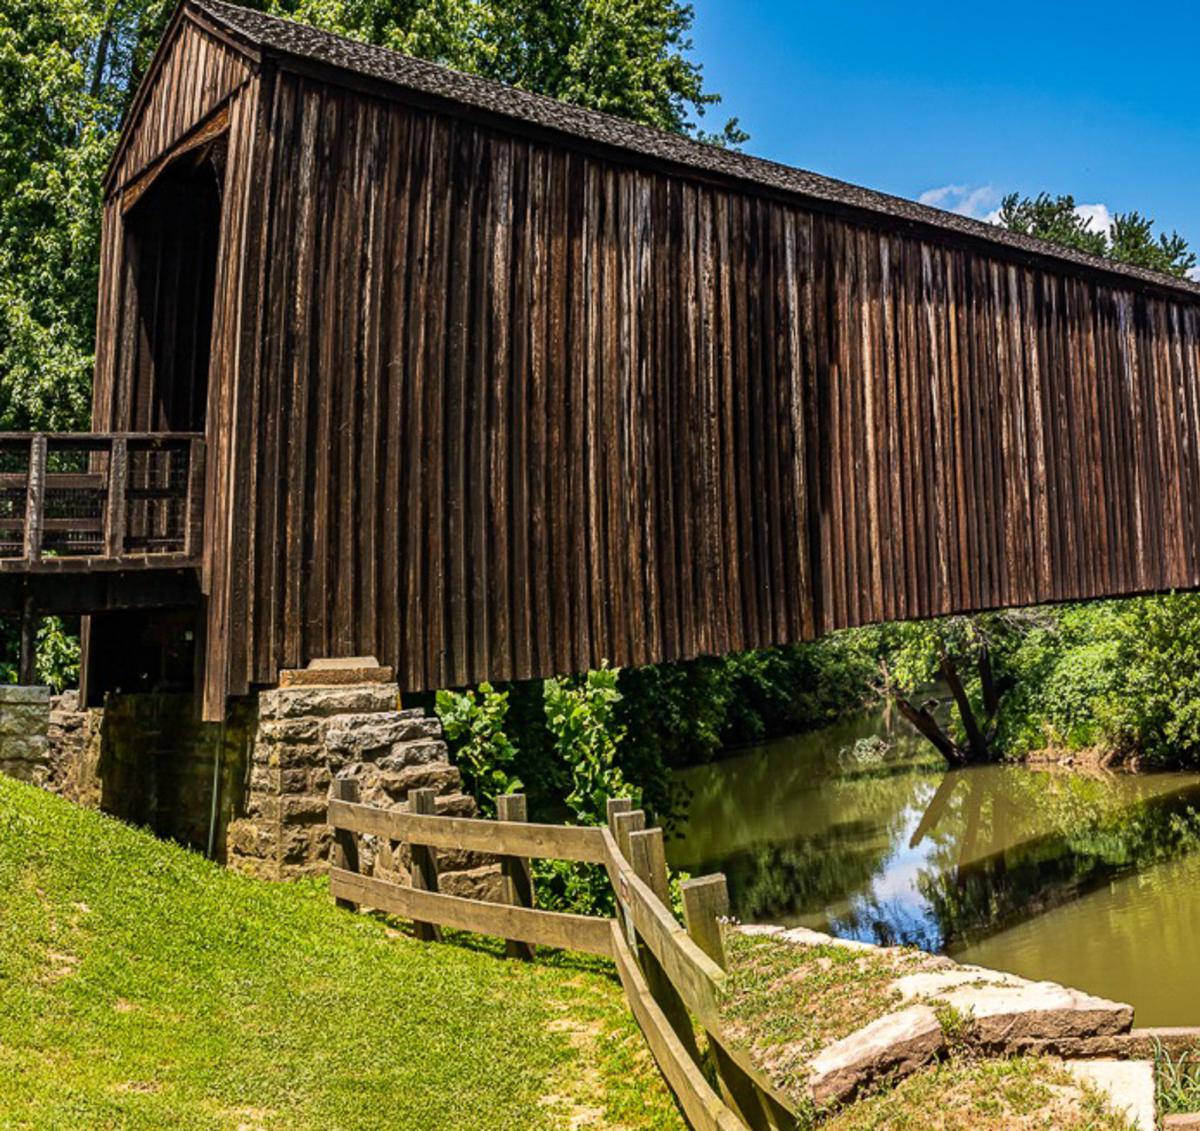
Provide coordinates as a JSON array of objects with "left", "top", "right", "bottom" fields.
[{"left": 20, "top": 0, "right": 1200, "bottom": 718}]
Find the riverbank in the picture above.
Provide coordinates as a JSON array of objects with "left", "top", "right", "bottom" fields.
[
  {"left": 721, "top": 923, "right": 1197, "bottom": 1129},
  {"left": 0, "top": 776, "right": 679, "bottom": 1129}
]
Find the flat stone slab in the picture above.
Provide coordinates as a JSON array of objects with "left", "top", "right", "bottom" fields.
[
  {"left": 892, "top": 965, "right": 1025, "bottom": 1002},
  {"left": 1164, "top": 1114, "right": 1200, "bottom": 1129},
  {"left": 1065, "top": 1060, "right": 1156, "bottom": 1131},
  {"left": 937, "top": 981, "right": 1134, "bottom": 1045},
  {"left": 807, "top": 1004, "right": 945, "bottom": 1107}
]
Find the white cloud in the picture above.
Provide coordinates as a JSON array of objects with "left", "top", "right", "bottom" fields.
[
  {"left": 1074, "top": 202, "right": 1114, "bottom": 238},
  {"left": 918, "top": 183, "right": 1001, "bottom": 220},
  {"left": 919, "top": 184, "right": 1119, "bottom": 239}
]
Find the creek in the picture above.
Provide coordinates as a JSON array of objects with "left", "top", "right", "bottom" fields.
[{"left": 666, "top": 706, "right": 1200, "bottom": 1026}]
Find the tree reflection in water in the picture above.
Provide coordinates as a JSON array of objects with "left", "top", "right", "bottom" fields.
[{"left": 670, "top": 716, "right": 1200, "bottom": 954}]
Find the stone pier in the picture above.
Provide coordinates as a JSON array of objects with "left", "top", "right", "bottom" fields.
[
  {"left": 227, "top": 659, "right": 495, "bottom": 893},
  {"left": 0, "top": 685, "right": 50, "bottom": 785}
]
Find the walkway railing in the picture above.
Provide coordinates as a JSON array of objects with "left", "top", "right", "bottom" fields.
[
  {"left": 327, "top": 784, "right": 800, "bottom": 1130},
  {"left": 0, "top": 432, "right": 205, "bottom": 569}
]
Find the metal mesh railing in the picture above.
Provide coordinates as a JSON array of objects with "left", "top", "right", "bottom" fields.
[{"left": 0, "top": 433, "right": 204, "bottom": 563}]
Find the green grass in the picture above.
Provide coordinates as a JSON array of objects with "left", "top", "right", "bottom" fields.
[
  {"left": 822, "top": 1055, "right": 1133, "bottom": 1130},
  {"left": 1153, "top": 1038, "right": 1200, "bottom": 1115},
  {"left": 719, "top": 929, "right": 938, "bottom": 1098},
  {"left": 0, "top": 776, "right": 681, "bottom": 1130}
]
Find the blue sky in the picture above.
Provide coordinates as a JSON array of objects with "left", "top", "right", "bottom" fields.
[{"left": 688, "top": 2, "right": 1200, "bottom": 263}]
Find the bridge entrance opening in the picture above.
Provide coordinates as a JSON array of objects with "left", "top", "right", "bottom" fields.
[{"left": 123, "top": 139, "right": 224, "bottom": 433}]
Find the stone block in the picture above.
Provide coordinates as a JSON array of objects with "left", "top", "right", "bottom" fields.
[
  {"left": 0, "top": 685, "right": 50, "bottom": 705},
  {"left": 257, "top": 684, "right": 398, "bottom": 720},
  {"left": 431, "top": 792, "right": 476, "bottom": 818},
  {"left": 376, "top": 763, "right": 461, "bottom": 799},
  {"left": 376, "top": 739, "right": 450, "bottom": 771},
  {"left": 245, "top": 794, "right": 281, "bottom": 823},
  {"left": 323, "top": 713, "right": 441, "bottom": 759},
  {"left": 1065, "top": 1060, "right": 1156, "bottom": 1131},
  {"left": 256, "top": 717, "right": 323, "bottom": 745},
  {"left": 0, "top": 759, "right": 47, "bottom": 785},
  {"left": 807, "top": 1005, "right": 946, "bottom": 1107},
  {"left": 278, "top": 768, "right": 309, "bottom": 793},
  {"left": 439, "top": 865, "right": 504, "bottom": 903},
  {"left": 937, "top": 981, "right": 1134, "bottom": 1047},
  {"left": 227, "top": 818, "right": 272, "bottom": 859},
  {"left": 280, "top": 794, "right": 329, "bottom": 823}
]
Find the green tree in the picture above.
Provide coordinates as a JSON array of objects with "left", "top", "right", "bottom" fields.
[
  {"left": 276, "top": 0, "right": 746, "bottom": 143},
  {"left": 0, "top": 0, "right": 741, "bottom": 430},
  {"left": 996, "top": 191, "right": 1196, "bottom": 279}
]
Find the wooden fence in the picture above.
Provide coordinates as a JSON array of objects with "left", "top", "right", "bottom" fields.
[{"left": 327, "top": 783, "right": 799, "bottom": 1130}]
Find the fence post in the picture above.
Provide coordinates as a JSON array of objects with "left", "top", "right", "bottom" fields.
[
  {"left": 628, "top": 826, "right": 702, "bottom": 1065},
  {"left": 611, "top": 808, "right": 645, "bottom": 861},
  {"left": 496, "top": 793, "right": 536, "bottom": 961},
  {"left": 681, "top": 874, "right": 729, "bottom": 970},
  {"left": 681, "top": 874, "right": 788, "bottom": 1130},
  {"left": 408, "top": 787, "right": 442, "bottom": 943},
  {"left": 104, "top": 436, "right": 127, "bottom": 557},
  {"left": 606, "top": 796, "right": 632, "bottom": 827},
  {"left": 331, "top": 777, "right": 361, "bottom": 910},
  {"left": 23, "top": 434, "right": 46, "bottom": 563}
]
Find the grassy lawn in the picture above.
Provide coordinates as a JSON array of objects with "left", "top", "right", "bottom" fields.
[{"left": 0, "top": 776, "right": 681, "bottom": 1130}]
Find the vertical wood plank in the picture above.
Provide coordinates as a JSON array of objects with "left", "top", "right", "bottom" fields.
[
  {"left": 408, "top": 787, "right": 442, "bottom": 943},
  {"left": 23, "top": 435, "right": 47, "bottom": 563},
  {"left": 106, "top": 439, "right": 129, "bottom": 557},
  {"left": 330, "top": 777, "right": 361, "bottom": 910},
  {"left": 496, "top": 793, "right": 536, "bottom": 961}
]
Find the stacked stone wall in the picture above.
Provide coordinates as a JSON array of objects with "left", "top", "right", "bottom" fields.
[
  {"left": 16, "top": 671, "right": 487, "bottom": 894},
  {"left": 228, "top": 679, "right": 495, "bottom": 893},
  {"left": 0, "top": 686, "right": 50, "bottom": 785}
]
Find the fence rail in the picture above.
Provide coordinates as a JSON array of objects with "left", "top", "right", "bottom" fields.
[
  {"left": 0, "top": 432, "right": 205, "bottom": 568},
  {"left": 327, "top": 782, "right": 800, "bottom": 1131}
]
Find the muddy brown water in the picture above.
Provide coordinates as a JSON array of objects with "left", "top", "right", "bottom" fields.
[{"left": 666, "top": 708, "right": 1200, "bottom": 1026}]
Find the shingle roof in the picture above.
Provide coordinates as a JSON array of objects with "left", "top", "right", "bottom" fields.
[{"left": 189, "top": 0, "right": 1200, "bottom": 300}]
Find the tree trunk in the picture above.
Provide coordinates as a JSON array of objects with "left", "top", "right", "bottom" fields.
[
  {"left": 939, "top": 651, "right": 991, "bottom": 762},
  {"left": 892, "top": 693, "right": 966, "bottom": 766}
]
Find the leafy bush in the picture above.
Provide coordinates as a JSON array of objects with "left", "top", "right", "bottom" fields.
[{"left": 434, "top": 681, "right": 522, "bottom": 815}]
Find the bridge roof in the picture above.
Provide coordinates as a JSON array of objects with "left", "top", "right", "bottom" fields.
[{"left": 188, "top": 0, "right": 1199, "bottom": 301}]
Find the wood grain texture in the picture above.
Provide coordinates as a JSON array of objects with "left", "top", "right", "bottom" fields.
[{"left": 92, "top": 18, "right": 1200, "bottom": 719}]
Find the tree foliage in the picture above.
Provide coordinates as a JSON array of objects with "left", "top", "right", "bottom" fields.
[
  {"left": 996, "top": 191, "right": 1196, "bottom": 279},
  {"left": 275, "top": 0, "right": 745, "bottom": 143}
]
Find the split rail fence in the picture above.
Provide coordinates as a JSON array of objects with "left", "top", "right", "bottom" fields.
[{"left": 327, "top": 783, "right": 801, "bottom": 1130}]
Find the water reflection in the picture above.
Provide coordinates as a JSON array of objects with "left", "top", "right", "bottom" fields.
[{"left": 667, "top": 708, "right": 1200, "bottom": 1024}]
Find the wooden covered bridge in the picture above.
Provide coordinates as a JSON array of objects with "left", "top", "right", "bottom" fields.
[{"left": 13, "top": 0, "right": 1200, "bottom": 718}]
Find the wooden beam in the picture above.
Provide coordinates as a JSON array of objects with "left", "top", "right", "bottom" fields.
[
  {"left": 326, "top": 798, "right": 608, "bottom": 863},
  {"left": 408, "top": 788, "right": 442, "bottom": 942},
  {"left": 23, "top": 435, "right": 46, "bottom": 563},
  {"left": 601, "top": 828, "right": 726, "bottom": 1029},
  {"left": 329, "top": 868, "right": 614, "bottom": 958},
  {"left": 104, "top": 437, "right": 128, "bottom": 557},
  {"left": 608, "top": 921, "right": 745, "bottom": 1131},
  {"left": 496, "top": 794, "right": 536, "bottom": 961},
  {"left": 330, "top": 777, "right": 361, "bottom": 911},
  {"left": 681, "top": 875, "right": 730, "bottom": 971}
]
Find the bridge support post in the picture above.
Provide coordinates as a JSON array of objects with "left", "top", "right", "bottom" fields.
[{"left": 18, "top": 585, "right": 36, "bottom": 687}]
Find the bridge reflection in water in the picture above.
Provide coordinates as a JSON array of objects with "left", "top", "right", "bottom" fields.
[{"left": 668, "top": 709, "right": 1200, "bottom": 1026}]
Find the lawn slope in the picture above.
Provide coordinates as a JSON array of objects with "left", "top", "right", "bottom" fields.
[{"left": 0, "top": 776, "right": 680, "bottom": 1130}]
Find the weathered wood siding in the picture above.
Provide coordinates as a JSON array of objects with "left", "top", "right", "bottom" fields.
[
  {"left": 106, "top": 12, "right": 251, "bottom": 192},
  {"left": 91, "top": 16, "right": 1200, "bottom": 716},
  {"left": 225, "top": 72, "right": 1200, "bottom": 709}
]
